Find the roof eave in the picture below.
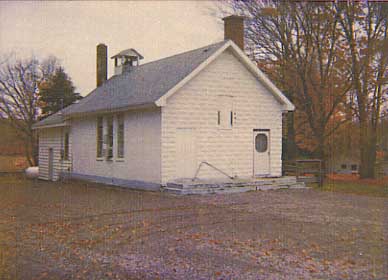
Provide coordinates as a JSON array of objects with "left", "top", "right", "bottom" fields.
[
  {"left": 32, "top": 121, "right": 69, "bottom": 130},
  {"left": 226, "top": 41, "right": 296, "bottom": 111},
  {"left": 282, "top": 103, "right": 295, "bottom": 112},
  {"left": 66, "top": 102, "right": 157, "bottom": 118}
]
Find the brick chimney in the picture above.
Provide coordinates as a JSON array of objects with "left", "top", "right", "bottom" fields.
[
  {"left": 96, "top": 43, "right": 107, "bottom": 87},
  {"left": 222, "top": 15, "right": 245, "bottom": 50}
]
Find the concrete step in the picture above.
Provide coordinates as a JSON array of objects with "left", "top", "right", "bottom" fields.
[
  {"left": 163, "top": 186, "right": 255, "bottom": 195},
  {"left": 167, "top": 181, "right": 302, "bottom": 191},
  {"left": 163, "top": 182, "right": 307, "bottom": 195},
  {"left": 166, "top": 177, "right": 299, "bottom": 190}
]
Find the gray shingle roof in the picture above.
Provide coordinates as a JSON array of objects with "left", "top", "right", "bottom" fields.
[
  {"left": 33, "top": 40, "right": 228, "bottom": 128},
  {"left": 32, "top": 110, "right": 67, "bottom": 128}
]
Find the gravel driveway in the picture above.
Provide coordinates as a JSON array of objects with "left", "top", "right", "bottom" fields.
[{"left": 0, "top": 175, "right": 387, "bottom": 279}]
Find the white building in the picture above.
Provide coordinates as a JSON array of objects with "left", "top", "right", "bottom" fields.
[{"left": 33, "top": 16, "right": 295, "bottom": 190}]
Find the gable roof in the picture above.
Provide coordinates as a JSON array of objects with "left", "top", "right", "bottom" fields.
[
  {"left": 65, "top": 40, "right": 227, "bottom": 116},
  {"left": 33, "top": 40, "right": 294, "bottom": 129},
  {"left": 33, "top": 112, "right": 67, "bottom": 128}
]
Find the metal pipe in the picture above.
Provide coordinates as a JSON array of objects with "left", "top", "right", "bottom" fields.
[{"left": 192, "top": 161, "right": 234, "bottom": 181}]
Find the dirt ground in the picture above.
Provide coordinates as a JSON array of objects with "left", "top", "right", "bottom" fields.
[{"left": 0, "top": 175, "right": 387, "bottom": 280}]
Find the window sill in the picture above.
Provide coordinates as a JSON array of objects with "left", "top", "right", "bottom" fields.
[
  {"left": 217, "top": 127, "right": 233, "bottom": 130},
  {"left": 96, "top": 157, "right": 118, "bottom": 162},
  {"left": 115, "top": 158, "right": 125, "bottom": 162}
]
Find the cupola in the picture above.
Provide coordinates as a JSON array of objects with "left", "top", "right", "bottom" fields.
[{"left": 111, "top": 49, "right": 144, "bottom": 75}]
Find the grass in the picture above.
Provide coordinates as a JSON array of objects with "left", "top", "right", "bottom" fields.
[{"left": 317, "top": 180, "right": 388, "bottom": 197}]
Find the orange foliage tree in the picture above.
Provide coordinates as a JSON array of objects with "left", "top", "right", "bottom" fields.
[{"left": 226, "top": 1, "right": 351, "bottom": 163}]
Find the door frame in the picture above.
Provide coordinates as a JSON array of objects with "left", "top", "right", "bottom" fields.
[{"left": 253, "top": 129, "right": 271, "bottom": 177}]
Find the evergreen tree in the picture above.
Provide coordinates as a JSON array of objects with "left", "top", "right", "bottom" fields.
[{"left": 39, "top": 67, "right": 82, "bottom": 118}]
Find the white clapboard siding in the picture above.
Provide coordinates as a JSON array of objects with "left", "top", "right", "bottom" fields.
[
  {"left": 161, "top": 50, "right": 283, "bottom": 184},
  {"left": 71, "top": 108, "right": 161, "bottom": 183},
  {"left": 38, "top": 127, "right": 72, "bottom": 181},
  {"left": 38, "top": 49, "right": 286, "bottom": 186}
]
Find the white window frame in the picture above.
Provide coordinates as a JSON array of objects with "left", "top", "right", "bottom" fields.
[
  {"left": 96, "top": 116, "right": 104, "bottom": 160},
  {"left": 61, "top": 130, "right": 70, "bottom": 161},
  {"left": 116, "top": 114, "right": 125, "bottom": 160},
  {"left": 96, "top": 114, "right": 125, "bottom": 162},
  {"left": 105, "top": 115, "right": 114, "bottom": 160}
]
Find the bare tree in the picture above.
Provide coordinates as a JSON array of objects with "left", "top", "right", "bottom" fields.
[
  {"left": 0, "top": 56, "right": 58, "bottom": 166},
  {"left": 335, "top": 2, "right": 388, "bottom": 178},
  {"left": 223, "top": 1, "right": 351, "bottom": 164}
]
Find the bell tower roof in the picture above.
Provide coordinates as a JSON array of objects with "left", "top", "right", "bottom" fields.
[{"left": 111, "top": 48, "right": 144, "bottom": 60}]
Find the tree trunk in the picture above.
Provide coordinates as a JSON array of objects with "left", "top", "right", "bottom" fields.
[
  {"left": 286, "top": 111, "right": 297, "bottom": 160},
  {"left": 24, "top": 133, "right": 38, "bottom": 167},
  {"left": 367, "top": 127, "right": 377, "bottom": 178},
  {"left": 24, "top": 137, "right": 33, "bottom": 167},
  {"left": 359, "top": 121, "right": 376, "bottom": 178},
  {"left": 314, "top": 130, "right": 326, "bottom": 175}
]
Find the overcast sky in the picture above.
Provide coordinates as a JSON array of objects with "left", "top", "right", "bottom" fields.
[{"left": 0, "top": 1, "right": 223, "bottom": 95}]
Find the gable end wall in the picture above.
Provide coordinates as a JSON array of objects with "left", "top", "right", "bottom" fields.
[{"left": 161, "top": 50, "right": 283, "bottom": 184}]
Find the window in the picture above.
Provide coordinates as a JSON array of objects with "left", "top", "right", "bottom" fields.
[
  {"left": 341, "top": 164, "right": 347, "bottom": 169},
  {"left": 217, "top": 95, "right": 233, "bottom": 129},
  {"left": 117, "top": 114, "right": 124, "bottom": 158},
  {"left": 106, "top": 116, "right": 114, "bottom": 159},
  {"left": 351, "top": 164, "right": 357, "bottom": 171},
  {"left": 62, "top": 132, "right": 69, "bottom": 160},
  {"left": 255, "top": 133, "right": 268, "bottom": 153},
  {"left": 97, "top": 116, "right": 103, "bottom": 158},
  {"left": 97, "top": 114, "right": 125, "bottom": 160}
]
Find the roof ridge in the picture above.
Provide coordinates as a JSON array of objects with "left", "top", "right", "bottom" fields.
[
  {"left": 84, "top": 40, "right": 227, "bottom": 92},
  {"left": 36, "top": 39, "right": 230, "bottom": 122},
  {"left": 138, "top": 40, "right": 227, "bottom": 68}
]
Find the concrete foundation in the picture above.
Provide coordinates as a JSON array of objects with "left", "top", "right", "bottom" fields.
[{"left": 163, "top": 176, "right": 307, "bottom": 195}]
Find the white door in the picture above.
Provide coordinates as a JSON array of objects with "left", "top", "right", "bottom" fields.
[
  {"left": 176, "top": 128, "right": 196, "bottom": 179},
  {"left": 48, "top": 148, "right": 54, "bottom": 181},
  {"left": 253, "top": 130, "right": 270, "bottom": 176}
]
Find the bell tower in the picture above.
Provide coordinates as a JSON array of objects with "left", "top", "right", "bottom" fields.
[{"left": 111, "top": 49, "right": 144, "bottom": 75}]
